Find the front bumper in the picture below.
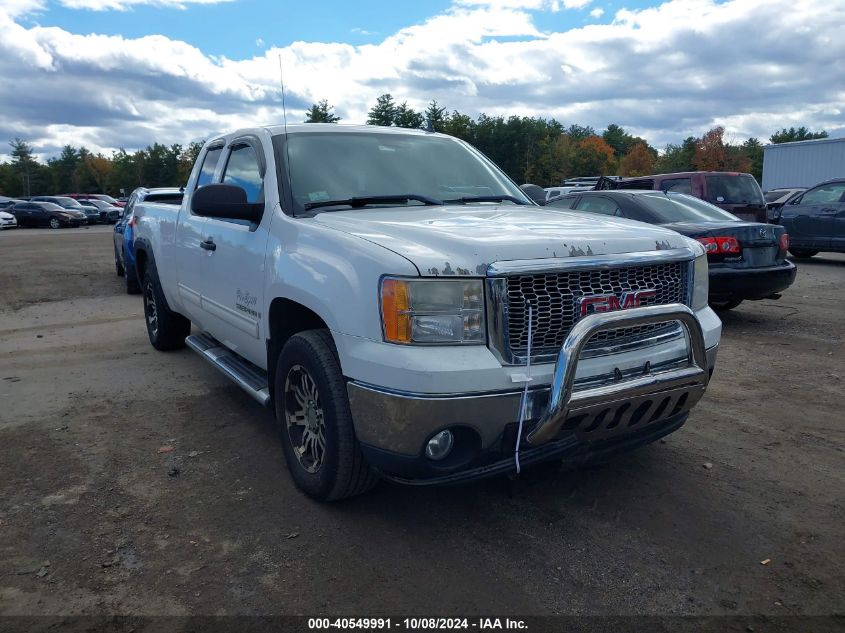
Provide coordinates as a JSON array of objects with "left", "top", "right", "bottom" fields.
[
  {"left": 708, "top": 260, "right": 797, "bottom": 301},
  {"left": 349, "top": 304, "right": 718, "bottom": 483}
]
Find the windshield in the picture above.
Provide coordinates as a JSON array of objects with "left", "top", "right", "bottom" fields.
[
  {"left": 279, "top": 131, "right": 529, "bottom": 213},
  {"left": 638, "top": 192, "right": 741, "bottom": 223},
  {"left": 50, "top": 197, "right": 84, "bottom": 209},
  {"left": 705, "top": 174, "right": 765, "bottom": 205}
]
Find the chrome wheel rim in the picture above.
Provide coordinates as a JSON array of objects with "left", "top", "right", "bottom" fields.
[
  {"left": 284, "top": 364, "right": 326, "bottom": 473},
  {"left": 50, "top": 218, "right": 60, "bottom": 229},
  {"left": 144, "top": 281, "right": 159, "bottom": 337}
]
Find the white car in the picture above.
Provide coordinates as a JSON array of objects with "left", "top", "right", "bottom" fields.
[
  {"left": 0, "top": 210, "right": 18, "bottom": 229},
  {"left": 133, "top": 124, "right": 721, "bottom": 501}
]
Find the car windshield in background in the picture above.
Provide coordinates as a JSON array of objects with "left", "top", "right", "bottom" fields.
[
  {"left": 281, "top": 132, "right": 529, "bottom": 213},
  {"left": 764, "top": 190, "right": 789, "bottom": 203},
  {"left": 639, "top": 192, "right": 741, "bottom": 223},
  {"left": 704, "top": 174, "right": 765, "bottom": 205},
  {"left": 52, "top": 197, "right": 84, "bottom": 209}
]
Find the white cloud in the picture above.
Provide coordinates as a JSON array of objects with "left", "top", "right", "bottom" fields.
[
  {"left": 58, "top": 0, "right": 234, "bottom": 10},
  {"left": 255, "top": 37, "right": 264, "bottom": 47},
  {"left": 589, "top": 6, "right": 604, "bottom": 17},
  {"left": 0, "top": 0, "right": 843, "bottom": 160}
]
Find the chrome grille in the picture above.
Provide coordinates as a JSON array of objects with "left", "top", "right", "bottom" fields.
[{"left": 503, "top": 261, "right": 689, "bottom": 360}]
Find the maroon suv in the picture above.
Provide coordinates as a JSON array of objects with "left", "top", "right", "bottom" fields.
[{"left": 596, "top": 171, "right": 767, "bottom": 222}]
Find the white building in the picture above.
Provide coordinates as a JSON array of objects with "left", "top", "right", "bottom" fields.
[{"left": 762, "top": 137, "right": 845, "bottom": 191}]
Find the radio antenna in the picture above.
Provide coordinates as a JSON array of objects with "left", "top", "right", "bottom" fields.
[{"left": 278, "top": 53, "right": 295, "bottom": 215}]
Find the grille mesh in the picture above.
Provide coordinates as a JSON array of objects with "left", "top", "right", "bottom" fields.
[{"left": 505, "top": 261, "right": 689, "bottom": 357}]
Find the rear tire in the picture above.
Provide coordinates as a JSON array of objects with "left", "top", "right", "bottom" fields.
[
  {"left": 789, "top": 248, "right": 818, "bottom": 258},
  {"left": 124, "top": 248, "right": 140, "bottom": 294},
  {"left": 115, "top": 246, "right": 125, "bottom": 277},
  {"left": 274, "top": 330, "right": 377, "bottom": 501},
  {"left": 710, "top": 299, "right": 743, "bottom": 311},
  {"left": 142, "top": 267, "right": 190, "bottom": 351}
]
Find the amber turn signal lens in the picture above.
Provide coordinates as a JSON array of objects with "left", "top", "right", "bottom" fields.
[{"left": 381, "top": 279, "right": 411, "bottom": 343}]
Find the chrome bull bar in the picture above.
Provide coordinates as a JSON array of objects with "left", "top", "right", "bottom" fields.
[{"left": 526, "top": 303, "right": 708, "bottom": 446}]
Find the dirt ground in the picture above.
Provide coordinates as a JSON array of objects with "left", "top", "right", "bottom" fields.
[{"left": 0, "top": 226, "right": 842, "bottom": 628}]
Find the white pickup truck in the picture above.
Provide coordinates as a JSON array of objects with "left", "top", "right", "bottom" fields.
[{"left": 132, "top": 124, "right": 721, "bottom": 500}]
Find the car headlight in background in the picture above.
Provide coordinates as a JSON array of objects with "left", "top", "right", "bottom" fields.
[
  {"left": 381, "top": 277, "right": 485, "bottom": 345},
  {"left": 691, "top": 252, "right": 709, "bottom": 310}
]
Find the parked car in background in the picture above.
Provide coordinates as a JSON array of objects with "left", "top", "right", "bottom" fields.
[
  {"left": 544, "top": 186, "right": 592, "bottom": 202},
  {"left": 9, "top": 201, "right": 86, "bottom": 228},
  {"left": 764, "top": 187, "right": 806, "bottom": 223},
  {"left": 75, "top": 200, "right": 103, "bottom": 224},
  {"left": 63, "top": 193, "right": 125, "bottom": 208},
  {"left": 0, "top": 197, "right": 24, "bottom": 211},
  {"left": 777, "top": 178, "right": 845, "bottom": 258},
  {"left": 0, "top": 210, "right": 17, "bottom": 229},
  {"left": 547, "top": 190, "right": 796, "bottom": 311},
  {"left": 596, "top": 171, "right": 768, "bottom": 223},
  {"left": 30, "top": 196, "right": 91, "bottom": 221},
  {"left": 114, "top": 187, "right": 183, "bottom": 294},
  {"left": 80, "top": 198, "right": 122, "bottom": 223}
]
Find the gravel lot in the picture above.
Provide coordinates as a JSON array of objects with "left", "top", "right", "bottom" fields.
[{"left": 0, "top": 226, "right": 842, "bottom": 627}]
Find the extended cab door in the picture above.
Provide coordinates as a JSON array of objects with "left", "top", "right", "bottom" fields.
[
  {"left": 174, "top": 142, "right": 224, "bottom": 323},
  {"left": 195, "top": 137, "right": 271, "bottom": 365}
]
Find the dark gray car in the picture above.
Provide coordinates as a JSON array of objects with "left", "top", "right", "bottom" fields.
[{"left": 777, "top": 179, "right": 845, "bottom": 258}]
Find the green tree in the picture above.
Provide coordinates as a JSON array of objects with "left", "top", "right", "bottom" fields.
[
  {"left": 565, "top": 124, "right": 596, "bottom": 143},
  {"left": 740, "top": 137, "right": 764, "bottom": 181},
  {"left": 304, "top": 99, "right": 340, "bottom": 123},
  {"left": 656, "top": 136, "right": 697, "bottom": 173},
  {"left": 442, "top": 110, "right": 474, "bottom": 141},
  {"left": 9, "top": 138, "right": 38, "bottom": 197},
  {"left": 770, "top": 126, "right": 828, "bottom": 144},
  {"left": 366, "top": 94, "right": 397, "bottom": 126},
  {"left": 47, "top": 145, "right": 81, "bottom": 193},
  {"left": 424, "top": 100, "right": 447, "bottom": 132},
  {"left": 393, "top": 102, "right": 424, "bottom": 129}
]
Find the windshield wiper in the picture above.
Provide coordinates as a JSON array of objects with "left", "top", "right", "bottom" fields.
[
  {"left": 442, "top": 195, "right": 528, "bottom": 205},
  {"left": 303, "top": 194, "right": 444, "bottom": 211}
]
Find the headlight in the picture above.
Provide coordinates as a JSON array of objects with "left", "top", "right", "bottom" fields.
[
  {"left": 380, "top": 277, "right": 485, "bottom": 345},
  {"left": 691, "top": 252, "right": 709, "bottom": 310}
]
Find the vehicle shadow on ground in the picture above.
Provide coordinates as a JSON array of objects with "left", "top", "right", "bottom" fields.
[{"left": 788, "top": 255, "right": 845, "bottom": 267}]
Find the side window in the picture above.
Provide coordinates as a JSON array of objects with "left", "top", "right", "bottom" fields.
[
  {"left": 196, "top": 146, "right": 224, "bottom": 189},
  {"left": 574, "top": 196, "right": 621, "bottom": 216},
  {"left": 547, "top": 196, "right": 578, "bottom": 209},
  {"left": 660, "top": 178, "right": 691, "bottom": 194},
  {"left": 222, "top": 144, "right": 264, "bottom": 203},
  {"left": 800, "top": 183, "right": 845, "bottom": 205}
]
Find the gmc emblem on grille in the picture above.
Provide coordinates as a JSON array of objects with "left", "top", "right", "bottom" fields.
[{"left": 577, "top": 289, "right": 657, "bottom": 317}]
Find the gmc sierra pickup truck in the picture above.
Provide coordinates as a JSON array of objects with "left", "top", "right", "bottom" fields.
[{"left": 133, "top": 124, "right": 721, "bottom": 501}]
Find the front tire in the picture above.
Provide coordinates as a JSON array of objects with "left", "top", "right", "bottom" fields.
[
  {"left": 710, "top": 298, "right": 743, "bottom": 311},
  {"left": 49, "top": 217, "right": 61, "bottom": 229},
  {"left": 274, "top": 330, "right": 377, "bottom": 501},
  {"left": 142, "top": 267, "right": 190, "bottom": 351},
  {"left": 789, "top": 248, "right": 818, "bottom": 258}
]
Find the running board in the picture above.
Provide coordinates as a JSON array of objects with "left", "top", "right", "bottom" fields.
[{"left": 185, "top": 333, "right": 271, "bottom": 407}]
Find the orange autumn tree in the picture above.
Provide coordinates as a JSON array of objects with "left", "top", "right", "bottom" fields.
[
  {"left": 619, "top": 142, "right": 655, "bottom": 176},
  {"left": 571, "top": 135, "right": 616, "bottom": 176},
  {"left": 693, "top": 126, "right": 728, "bottom": 171}
]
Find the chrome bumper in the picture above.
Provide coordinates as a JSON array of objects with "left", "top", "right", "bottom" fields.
[{"left": 348, "top": 304, "right": 715, "bottom": 458}]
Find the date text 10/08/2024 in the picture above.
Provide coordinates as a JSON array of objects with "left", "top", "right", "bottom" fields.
[{"left": 308, "top": 618, "right": 528, "bottom": 630}]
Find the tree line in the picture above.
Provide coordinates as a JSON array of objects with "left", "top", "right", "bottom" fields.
[{"left": 0, "top": 94, "right": 828, "bottom": 198}]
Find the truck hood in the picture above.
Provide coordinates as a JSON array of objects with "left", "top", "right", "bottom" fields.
[{"left": 313, "top": 205, "right": 693, "bottom": 276}]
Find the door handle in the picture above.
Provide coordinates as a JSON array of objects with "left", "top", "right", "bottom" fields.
[{"left": 200, "top": 239, "right": 217, "bottom": 251}]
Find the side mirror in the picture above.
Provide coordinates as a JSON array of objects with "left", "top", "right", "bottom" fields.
[
  {"left": 191, "top": 184, "right": 264, "bottom": 222},
  {"left": 520, "top": 184, "right": 546, "bottom": 205}
]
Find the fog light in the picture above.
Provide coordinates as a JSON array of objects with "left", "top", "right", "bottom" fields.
[{"left": 425, "top": 430, "right": 454, "bottom": 461}]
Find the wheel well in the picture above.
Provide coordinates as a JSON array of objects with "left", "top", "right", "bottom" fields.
[
  {"left": 135, "top": 249, "right": 148, "bottom": 279},
  {"left": 267, "top": 298, "right": 331, "bottom": 400}
]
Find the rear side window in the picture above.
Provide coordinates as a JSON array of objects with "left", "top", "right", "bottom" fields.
[
  {"left": 705, "top": 174, "right": 764, "bottom": 205},
  {"left": 660, "top": 178, "right": 691, "bottom": 194},
  {"left": 223, "top": 144, "right": 264, "bottom": 203},
  {"left": 196, "top": 146, "right": 224, "bottom": 188},
  {"left": 801, "top": 182, "right": 845, "bottom": 205},
  {"left": 574, "top": 196, "right": 621, "bottom": 216}
]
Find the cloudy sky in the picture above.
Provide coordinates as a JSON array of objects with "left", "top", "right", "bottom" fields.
[{"left": 2, "top": 0, "right": 843, "bottom": 161}]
